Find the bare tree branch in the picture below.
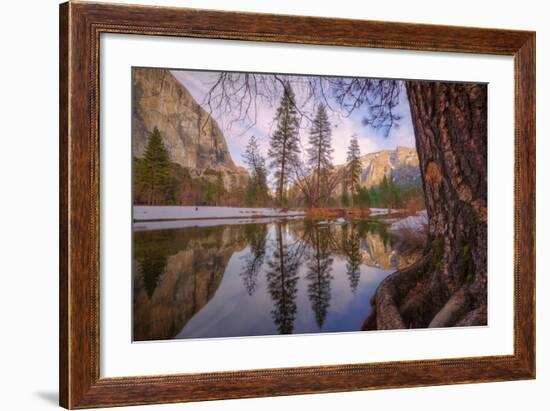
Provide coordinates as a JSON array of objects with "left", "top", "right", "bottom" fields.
[{"left": 202, "top": 72, "right": 404, "bottom": 138}]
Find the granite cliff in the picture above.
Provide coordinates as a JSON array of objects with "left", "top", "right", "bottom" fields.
[
  {"left": 335, "top": 146, "right": 421, "bottom": 189},
  {"left": 133, "top": 225, "right": 248, "bottom": 341},
  {"left": 132, "top": 68, "right": 248, "bottom": 188},
  {"left": 359, "top": 146, "right": 420, "bottom": 188}
]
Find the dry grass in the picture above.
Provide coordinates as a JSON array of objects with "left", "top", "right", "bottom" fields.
[
  {"left": 348, "top": 208, "right": 371, "bottom": 219},
  {"left": 305, "top": 207, "right": 371, "bottom": 220},
  {"left": 305, "top": 208, "right": 346, "bottom": 219}
]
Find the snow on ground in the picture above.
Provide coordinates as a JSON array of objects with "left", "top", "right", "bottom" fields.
[
  {"left": 133, "top": 206, "right": 305, "bottom": 221},
  {"left": 369, "top": 208, "right": 402, "bottom": 216},
  {"left": 388, "top": 210, "right": 428, "bottom": 232},
  {"left": 133, "top": 215, "right": 304, "bottom": 231},
  {"left": 132, "top": 206, "right": 426, "bottom": 232}
]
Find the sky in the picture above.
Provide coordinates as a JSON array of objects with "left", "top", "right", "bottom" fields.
[{"left": 171, "top": 69, "right": 416, "bottom": 169}]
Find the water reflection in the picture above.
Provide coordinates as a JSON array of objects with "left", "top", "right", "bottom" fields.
[
  {"left": 133, "top": 219, "right": 419, "bottom": 341},
  {"left": 265, "top": 224, "right": 303, "bottom": 334},
  {"left": 302, "top": 222, "right": 334, "bottom": 329},
  {"left": 137, "top": 253, "right": 167, "bottom": 299},
  {"left": 343, "top": 224, "right": 362, "bottom": 293},
  {"left": 240, "top": 224, "right": 268, "bottom": 296}
]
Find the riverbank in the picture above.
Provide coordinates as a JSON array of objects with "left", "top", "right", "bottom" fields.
[
  {"left": 134, "top": 206, "right": 306, "bottom": 222},
  {"left": 133, "top": 205, "right": 427, "bottom": 232}
]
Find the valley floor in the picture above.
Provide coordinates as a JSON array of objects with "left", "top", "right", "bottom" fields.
[
  {"left": 133, "top": 205, "right": 426, "bottom": 232},
  {"left": 133, "top": 205, "right": 411, "bottom": 222}
]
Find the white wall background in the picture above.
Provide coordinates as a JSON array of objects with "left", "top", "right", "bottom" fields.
[{"left": 0, "top": 0, "right": 547, "bottom": 410}]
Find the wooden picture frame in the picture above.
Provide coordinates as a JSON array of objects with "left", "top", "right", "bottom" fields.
[{"left": 59, "top": 1, "right": 535, "bottom": 408}]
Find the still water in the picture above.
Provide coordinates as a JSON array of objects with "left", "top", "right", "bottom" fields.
[{"left": 133, "top": 219, "right": 417, "bottom": 341}]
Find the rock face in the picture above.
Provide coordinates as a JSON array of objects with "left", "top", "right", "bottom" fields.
[
  {"left": 360, "top": 231, "right": 420, "bottom": 270},
  {"left": 133, "top": 225, "right": 248, "bottom": 341},
  {"left": 132, "top": 68, "right": 245, "bottom": 175},
  {"left": 330, "top": 147, "right": 421, "bottom": 203},
  {"left": 294, "top": 223, "right": 422, "bottom": 272},
  {"left": 359, "top": 146, "right": 420, "bottom": 188},
  {"left": 335, "top": 146, "right": 420, "bottom": 189}
]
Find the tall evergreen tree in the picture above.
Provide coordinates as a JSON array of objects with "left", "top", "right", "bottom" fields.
[
  {"left": 346, "top": 136, "right": 362, "bottom": 208},
  {"left": 242, "top": 135, "right": 269, "bottom": 205},
  {"left": 137, "top": 127, "right": 171, "bottom": 205},
  {"left": 388, "top": 176, "right": 400, "bottom": 209},
  {"left": 380, "top": 175, "right": 390, "bottom": 206},
  {"left": 307, "top": 104, "right": 333, "bottom": 207},
  {"left": 268, "top": 84, "right": 301, "bottom": 207}
]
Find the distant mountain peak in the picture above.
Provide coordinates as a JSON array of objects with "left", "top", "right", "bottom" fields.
[{"left": 337, "top": 146, "right": 420, "bottom": 188}]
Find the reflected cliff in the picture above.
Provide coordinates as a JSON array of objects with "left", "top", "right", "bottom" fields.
[
  {"left": 133, "top": 225, "right": 248, "bottom": 341},
  {"left": 133, "top": 219, "right": 421, "bottom": 341}
]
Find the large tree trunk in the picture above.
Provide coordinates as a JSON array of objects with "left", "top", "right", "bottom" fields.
[{"left": 366, "top": 81, "right": 488, "bottom": 330}]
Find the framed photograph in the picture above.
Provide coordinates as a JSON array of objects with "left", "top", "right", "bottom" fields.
[{"left": 59, "top": 1, "right": 535, "bottom": 408}]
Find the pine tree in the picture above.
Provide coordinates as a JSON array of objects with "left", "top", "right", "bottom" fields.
[
  {"left": 243, "top": 135, "right": 269, "bottom": 205},
  {"left": 346, "top": 136, "right": 362, "bottom": 208},
  {"left": 268, "top": 84, "right": 301, "bottom": 207},
  {"left": 137, "top": 127, "right": 171, "bottom": 205},
  {"left": 387, "top": 175, "right": 399, "bottom": 209},
  {"left": 307, "top": 104, "right": 333, "bottom": 207},
  {"left": 380, "top": 175, "right": 389, "bottom": 206}
]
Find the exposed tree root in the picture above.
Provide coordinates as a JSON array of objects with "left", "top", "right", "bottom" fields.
[
  {"left": 456, "top": 305, "right": 487, "bottom": 327},
  {"left": 362, "top": 251, "right": 487, "bottom": 331},
  {"left": 362, "top": 252, "right": 433, "bottom": 330},
  {"left": 428, "top": 287, "right": 471, "bottom": 328}
]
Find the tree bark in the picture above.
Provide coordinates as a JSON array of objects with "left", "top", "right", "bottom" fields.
[{"left": 367, "top": 81, "right": 488, "bottom": 329}]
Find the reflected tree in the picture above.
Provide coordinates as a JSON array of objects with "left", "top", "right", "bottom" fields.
[
  {"left": 266, "top": 223, "right": 303, "bottom": 334},
  {"left": 137, "top": 254, "right": 167, "bottom": 299},
  {"left": 304, "top": 223, "right": 334, "bottom": 329},
  {"left": 240, "top": 224, "right": 268, "bottom": 295},
  {"left": 343, "top": 224, "right": 362, "bottom": 293}
]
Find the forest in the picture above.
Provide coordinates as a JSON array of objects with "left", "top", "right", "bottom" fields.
[{"left": 133, "top": 86, "right": 424, "bottom": 211}]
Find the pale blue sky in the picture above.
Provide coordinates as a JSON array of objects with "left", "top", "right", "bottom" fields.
[{"left": 171, "top": 69, "right": 415, "bottom": 168}]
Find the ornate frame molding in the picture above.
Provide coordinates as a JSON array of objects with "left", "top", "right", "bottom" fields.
[{"left": 59, "top": 2, "right": 535, "bottom": 408}]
